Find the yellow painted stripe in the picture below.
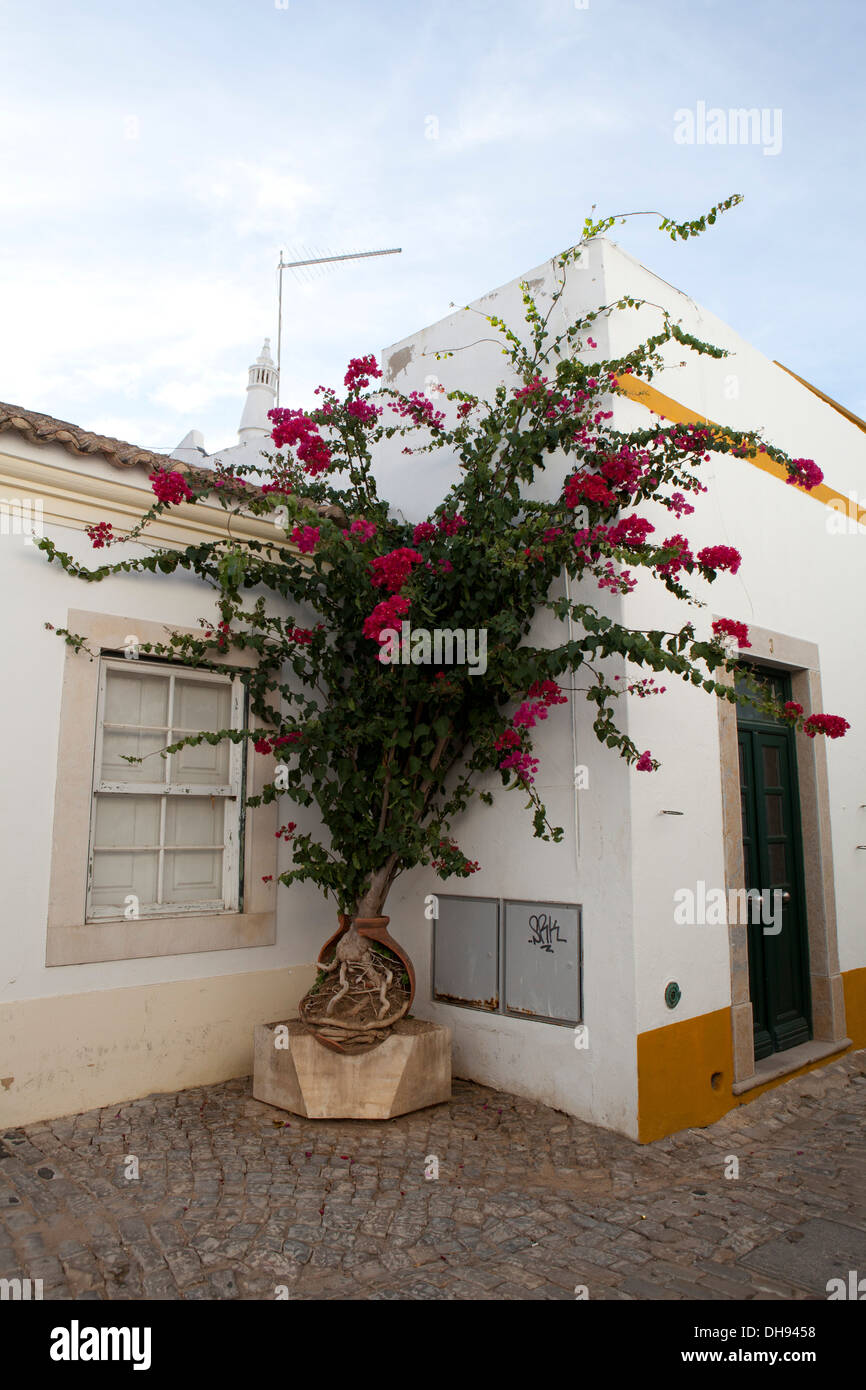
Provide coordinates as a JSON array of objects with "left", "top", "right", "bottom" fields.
[{"left": 617, "top": 374, "right": 866, "bottom": 528}]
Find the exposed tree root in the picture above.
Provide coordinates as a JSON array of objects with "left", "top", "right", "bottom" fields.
[{"left": 298, "top": 930, "right": 410, "bottom": 1052}]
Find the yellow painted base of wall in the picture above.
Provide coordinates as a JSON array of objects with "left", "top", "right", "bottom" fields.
[
  {"left": 0, "top": 965, "right": 315, "bottom": 1128},
  {"left": 637, "top": 1008, "right": 734, "bottom": 1144},
  {"left": 843, "top": 966, "right": 866, "bottom": 1049},
  {"left": 639, "top": 966, "right": 866, "bottom": 1143}
]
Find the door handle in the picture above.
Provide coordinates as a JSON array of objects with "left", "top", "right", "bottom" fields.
[{"left": 780, "top": 891, "right": 791, "bottom": 900}]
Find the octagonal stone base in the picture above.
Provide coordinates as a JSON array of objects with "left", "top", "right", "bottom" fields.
[{"left": 253, "top": 1017, "right": 452, "bottom": 1119}]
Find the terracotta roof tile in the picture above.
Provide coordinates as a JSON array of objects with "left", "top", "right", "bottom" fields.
[
  {"left": 0, "top": 400, "right": 175, "bottom": 472},
  {"left": 0, "top": 400, "right": 345, "bottom": 522}
]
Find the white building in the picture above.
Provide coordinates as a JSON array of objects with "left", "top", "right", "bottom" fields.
[{"left": 1, "top": 237, "right": 864, "bottom": 1141}]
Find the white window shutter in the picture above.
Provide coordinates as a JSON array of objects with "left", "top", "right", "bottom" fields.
[{"left": 86, "top": 659, "right": 245, "bottom": 921}]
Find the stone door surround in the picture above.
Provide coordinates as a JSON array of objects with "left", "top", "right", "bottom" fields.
[{"left": 716, "top": 623, "right": 849, "bottom": 1086}]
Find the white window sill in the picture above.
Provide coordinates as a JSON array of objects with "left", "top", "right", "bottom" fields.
[{"left": 46, "top": 910, "right": 275, "bottom": 966}]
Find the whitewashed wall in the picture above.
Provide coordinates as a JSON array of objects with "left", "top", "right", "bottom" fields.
[{"left": 600, "top": 240, "right": 866, "bottom": 1026}]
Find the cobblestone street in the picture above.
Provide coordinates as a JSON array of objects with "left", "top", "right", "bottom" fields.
[{"left": 2, "top": 1050, "right": 864, "bottom": 1302}]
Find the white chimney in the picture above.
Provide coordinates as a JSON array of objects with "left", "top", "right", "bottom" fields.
[{"left": 238, "top": 339, "right": 278, "bottom": 442}]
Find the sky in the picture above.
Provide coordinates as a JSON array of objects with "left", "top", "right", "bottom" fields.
[{"left": 1, "top": 0, "right": 863, "bottom": 455}]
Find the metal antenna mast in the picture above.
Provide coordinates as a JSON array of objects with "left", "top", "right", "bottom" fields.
[{"left": 275, "top": 245, "right": 402, "bottom": 405}]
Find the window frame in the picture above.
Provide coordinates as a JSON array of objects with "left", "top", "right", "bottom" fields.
[{"left": 46, "top": 609, "right": 278, "bottom": 966}]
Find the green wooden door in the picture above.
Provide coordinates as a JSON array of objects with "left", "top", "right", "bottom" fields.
[{"left": 737, "top": 672, "right": 811, "bottom": 1059}]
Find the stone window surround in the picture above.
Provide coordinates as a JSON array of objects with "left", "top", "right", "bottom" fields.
[
  {"left": 45, "top": 609, "right": 277, "bottom": 966},
  {"left": 716, "top": 621, "right": 849, "bottom": 1085}
]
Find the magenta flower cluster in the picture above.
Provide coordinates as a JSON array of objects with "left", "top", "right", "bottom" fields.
[
  {"left": 344, "top": 355, "right": 382, "bottom": 391},
  {"left": 268, "top": 408, "right": 332, "bottom": 476},
  {"left": 493, "top": 680, "right": 568, "bottom": 785},
  {"left": 150, "top": 470, "right": 193, "bottom": 506},
  {"left": 369, "top": 547, "right": 424, "bottom": 592},
  {"left": 291, "top": 525, "right": 320, "bottom": 554},
  {"left": 363, "top": 594, "right": 410, "bottom": 642},
  {"left": 712, "top": 618, "right": 751, "bottom": 648},
  {"left": 389, "top": 391, "right": 445, "bottom": 432}
]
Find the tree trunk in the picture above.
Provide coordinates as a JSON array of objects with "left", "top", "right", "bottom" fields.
[{"left": 354, "top": 854, "right": 399, "bottom": 917}]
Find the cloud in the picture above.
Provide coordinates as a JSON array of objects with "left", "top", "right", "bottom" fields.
[
  {"left": 435, "top": 95, "right": 627, "bottom": 157},
  {"left": 187, "top": 160, "right": 321, "bottom": 237},
  {"left": 150, "top": 372, "right": 242, "bottom": 416}
]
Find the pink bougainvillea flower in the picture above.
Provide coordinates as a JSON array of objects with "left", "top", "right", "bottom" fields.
[
  {"left": 712, "top": 618, "right": 751, "bottom": 648},
  {"left": 150, "top": 470, "right": 193, "bottom": 506},
  {"left": 666, "top": 492, "right": 695, "bottom": 518},
  {"left": 344, "top": 355, "right": 382, "bottom": 390},
  {"left": 786, "top": 458, "right": 824, "bottom": 491},
  {"left": 627, "top": 677, "right": 666, "bottom": 698},
  {"left": 599, "top": 444, "right": 647, "bottom": 492},
  {"left": 512, "top": 700, "right": 549, "bottom": 729},
  {"left": 346, "top": 398, "right": 382, "bottom": 426},
  {"left": 498, "top": 749, "right": 540, "bottom": 783},
  {"left": 389, "top": 391, "right": 445, "bottom": 431},
  {"left": 369, "top": 547, "right": 424, "bottom": 592},
  {"left": 85, "top": 521, "right": 114, "bottom": 548},
  {"left": 654, "top": 534, "right": 695, "bottom": 577},
  {"left": 802, "top": 713, "right": 850, "bottom": 739},
  {"left": 607, "top": 515, "right": 655, "bottom": 548},
  {"left": 494, "top": 727, "right": 522, "bottom": 752},
  {"left": 268, "top": 408, "right": 332, "bottom": 476},
  {"left": 697, "top": 545, "right": 742, "bottom": 575},
  {"left": 635, "top": 751, "right": 654, "bottom": 771},
  {"left": 437, "top": 513, "right": 467, "bottom": 536},
  {"left": 290, "top": 525, "right": 320, "bottom": 554},
  {"left": 260, "top": 479, "right": 293, "bottom": 496},
  {"left": 363, "top": 594, "right": 411, "bottom": 642},
  {"left": 597, "top": 561, "right": 637, "bottom": 594},
  {"left": 513, "top": 375, "right": 549, "bottom": 401},
  {"left": 563, "top": 470, "right": 617, "bottom": 510},
  {"left": 212, "top": 619, "right": 230, "bottom": 650},
  {"left": 527, "top": 679, "right": 567, "bottom": 706}
]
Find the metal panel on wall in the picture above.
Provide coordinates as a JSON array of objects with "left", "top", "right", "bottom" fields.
[
  {"left": 503, "top": 900, "right": 581, "bottom": 1025},
  {"left": 432, "top": 895, "right": 499, "bottom": 1011}
]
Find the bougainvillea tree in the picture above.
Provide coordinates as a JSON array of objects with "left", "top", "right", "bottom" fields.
[{"left": 38, "top": 199, "right": 849, "bottom": 1049}]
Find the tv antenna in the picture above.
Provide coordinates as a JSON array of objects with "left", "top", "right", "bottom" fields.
[{"left": 275, "top": 245, "right": 402, "bottom": 405}]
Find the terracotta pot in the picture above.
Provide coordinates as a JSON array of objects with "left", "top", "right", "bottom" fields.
[{"left": 318, "top": 914, "right": 416, "bottom": 1010}]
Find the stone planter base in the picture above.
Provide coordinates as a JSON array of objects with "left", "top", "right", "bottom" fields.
[{"left": 253, "top": 1017, "right": 451, "bottom": 1119}]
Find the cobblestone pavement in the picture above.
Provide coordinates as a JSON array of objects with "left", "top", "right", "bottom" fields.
[{"left": 1, "top": 1049, "right": 864, "bottom": 1301}]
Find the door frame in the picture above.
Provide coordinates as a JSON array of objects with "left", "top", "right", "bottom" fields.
[{"left": 716, "top": 623, "right": 848, "bottom": 1084}]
